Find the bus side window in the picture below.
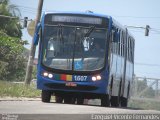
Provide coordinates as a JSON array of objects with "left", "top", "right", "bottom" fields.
[
  {"left": 122, "top": 31, "right": 125, "bottom": 57},
  {"left": 38, "top": 27, "right": 42, "bottom": 60},
  {"left": 131, "top": 38, "right": 135, "bottom": 63},
  {"left": 124, "top": 33, "right": 128, "bottom": 59},
  {"left": 129, "top": 38, "right": 132, "bottom": 62},
  {"left": 121, "top": 31, "right": 124, "bottom": 57},
  {"left": 116, "top": 29, "right": 120, "bottom": 55},
  {"left": 111, "top": 30, "right": 116, "bottom": 54},
  {"left": 127, "top": 37, "right": 129, "bottom": 61},
  {"left": 122, "top": 32, "right": 126, "bottom": 57},
  {"left": 127, "top": 36, "right": 129, "bottom": 61},
  {"left": 133, "top": 40, "right": 135, "bottom": 62},
  {"left": 130, "top": 38, "right": 132, "bottom": 62},
  {"left": 119, "top": 30, "right": 122, "bottom": 56},
  {"left": 131, "top": 39, "right": 133, "bottom": 62},
  {"left": 129, "top": 38, "right": 131, "bottom": 61},
  {"left": 113, "top": 29, "right": 119, "bottom": 54},
  {"left": 127, "top": 37, "right": 131, "bottom": 61}
]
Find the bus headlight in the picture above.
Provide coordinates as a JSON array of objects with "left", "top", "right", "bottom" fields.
[
  {"left": 92, "top": 76, "right": 97, "bottom": 81},
  {"left": 42, "top": 72, "right": 53, "bottom": 79},
  {"left": 43, "top": 72, "right": 48, "bottom": 77},
  {"left": 92, "top": 75, "right": 101, "bottom": 81},
  {"left": 96, "top": 75, "right": 101, "bottom": 80},
  {"left": 48, "top": 73, "right": 53, "bottom": 78}
]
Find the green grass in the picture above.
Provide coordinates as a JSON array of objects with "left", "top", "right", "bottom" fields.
[
  {"left": 128, "top": 99, "right": 160, "bottom": 111},
  {"left": 0, "top": 80, "right": 41, "bottom": 98}
]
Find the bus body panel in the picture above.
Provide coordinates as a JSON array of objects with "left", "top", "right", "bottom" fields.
[{"left": 37, "top": 66, "right": 109, "bottom": 96}]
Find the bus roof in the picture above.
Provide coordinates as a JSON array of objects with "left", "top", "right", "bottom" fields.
[
  {"left": 42, "top": 11, "right": 134, "bottom": 39},
  {"left": 43, "top": 11, "right": 111, "bottom": 19}
]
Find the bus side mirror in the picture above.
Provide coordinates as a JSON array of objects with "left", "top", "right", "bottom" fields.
[
  {"left": 34, "top": 23, "right": 41, "bottom": 46},
  {"left": 112, "top": 31, "right": 120, "bottom": 43}
]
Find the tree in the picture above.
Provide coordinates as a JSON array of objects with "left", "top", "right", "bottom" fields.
[
  {"left": 0, "top": 31, "right": 27, "bottom": 81},
  {"left": 0, "top": 0, "right": 28, "bottom": 81},
  {"left": 0, "top": 0, "right": 22, "bottom": 37}
]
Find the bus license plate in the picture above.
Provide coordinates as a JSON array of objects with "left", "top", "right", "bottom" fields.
[{"left": 65, "top": 82, "right": 77, "bottom": 87}]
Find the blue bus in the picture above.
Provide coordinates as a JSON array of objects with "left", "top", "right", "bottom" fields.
[{"left": 34, "top": 11, "right": 135, "bottom": 107}]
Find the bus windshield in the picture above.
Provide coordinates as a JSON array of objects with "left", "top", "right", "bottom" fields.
[{"left": 42, "top": 25, "right": 107, "bottom": 71}]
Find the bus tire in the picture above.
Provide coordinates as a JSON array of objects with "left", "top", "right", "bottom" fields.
[
  {"left": 55, "top": 96, "right": 63, "bottom": 103},
  {"left": 64, "top": 97, "right": 71, "bottom": 104},
  {"left": 110, "top": 96, "right": 119, "bottom": 107},
  {"left": 64, "top": 96, "right": 76, "bottom": 104},
  {"left": 71, "top": 98, "right": 76, "bottom": 104},
  {"left": 41, "top": 90, "right": 51, "bottom": 103},
  {"left": 120, "top": 97, "right": 128, "bottom": 107},
  {"left": 101, "top": 95, "right": 110, "bottom": 107},
  {"left": 110, "top": 79, "right": 121, "bottom": 107},
  {"left": 121, "top": 83, "right": 130, "bottom": 107},
  {"left": 77, "top": 98, "right": 84, "bottom": 105}
]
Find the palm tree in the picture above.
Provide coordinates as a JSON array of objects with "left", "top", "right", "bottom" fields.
[{"left": 0, "top": 0, "right": 22, "bottom": 37}]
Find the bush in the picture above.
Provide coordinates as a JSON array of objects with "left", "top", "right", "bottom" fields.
[{"left": 0, "top": 31, "right": 27, "bottom": 81}]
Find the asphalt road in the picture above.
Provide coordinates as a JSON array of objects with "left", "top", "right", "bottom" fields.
[{"left": 0, "top": 100, "right": 160, "bottom": 120}]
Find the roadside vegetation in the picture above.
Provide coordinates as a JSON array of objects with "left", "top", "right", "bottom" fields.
[
  {"left": 0, "top": 80, "right": 40, "bottom": 98},
  {"left": 0, "top": 80, "right": 160, "bottom": 111},
  {"left": 128, "top": 99, "right": 160, "bottom": 111}
]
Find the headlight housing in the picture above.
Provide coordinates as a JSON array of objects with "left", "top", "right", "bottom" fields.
[
  {"left": 42, "top": 72, "right": 53, "bottom": 79},
  {"left": 92, "top": 75, "right": 101, "bottom": 81}
]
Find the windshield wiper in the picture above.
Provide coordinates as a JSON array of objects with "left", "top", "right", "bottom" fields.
[
  {"left": 58, "top": 24, "right": 63, "bottom": 41},
  {"left": 58, "top": 24, "right": 65, "bottom": 53},
  {"left": 84, "top": 26, "right": 95, "bottom": 38}
]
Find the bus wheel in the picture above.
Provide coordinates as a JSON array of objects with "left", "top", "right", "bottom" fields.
[
  {"left": 64, "top": 97, "right": 71, "bottom": 104},
  {"left": 111, "top": 80, "right": 121, "bottom": 107},
  {"left": 120, "top": 97, "right": 128, "bottom": 107},
  {"left": 41, "top": 90, "right": 51, "bottom": 103},
  {"left": 71, "top": 98, "right": 76, "bottom": 104},
  {"left": 55, "top": 96, "right": 63, "bottom": 103},
  {"left": 110, "top": 96, "right": 119, "bottom": 107},
  {"left": 77, "top": 98, "right": 84, "bottom": 105},
  {"left": 101, "top": 95, "right": 110, "bottom": 107},
  {"left": 121, "top": 83, "right": 130, "bottom": 107}
]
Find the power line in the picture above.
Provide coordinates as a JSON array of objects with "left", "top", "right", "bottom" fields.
[
  {"left": 135, "top": 62, "right": 160, "bottom": 67},
  {"left": 114, "top": 15, "right": 160, "bottom": 19},
  {"left": 20, "top": 9, "right": 37, "bottom": 14},
  {"left": 16, "top": 5, "right": 46, "bottom": 14},
  {"left": 17, "top": 5, "right": 37, "bottom": 10}
]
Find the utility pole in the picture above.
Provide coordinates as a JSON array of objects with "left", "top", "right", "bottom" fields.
[{"left": 25, "top": 0, "right": 44, "bottom": 85}]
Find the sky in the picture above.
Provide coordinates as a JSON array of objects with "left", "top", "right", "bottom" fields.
[{"left": 11, "top": 0, "right": 160, "bottom": 78}]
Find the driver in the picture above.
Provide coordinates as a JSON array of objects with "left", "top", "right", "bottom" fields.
[{"left": 93, "top": 42, "right": 104, "bottom": 52}]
